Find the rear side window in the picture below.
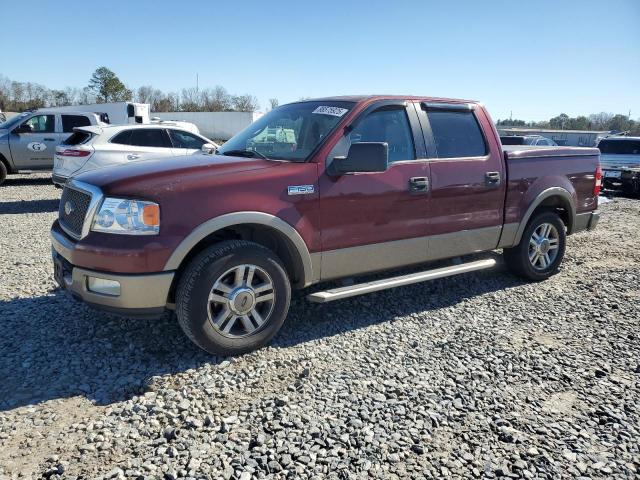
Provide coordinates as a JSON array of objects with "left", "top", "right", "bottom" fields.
[
  {"left": 111, "top": 129, "right": 170, "bottom": 148},
  {"left": 427, "top": 111, "right": 487, "bottom": 158},
  {"left": 62, "top": 115, "right": 91, "bottom": 133},
  {"left": 169, "top": 130, "right": 206, "bottom": 149},
  {"left": 129, "top": 129, "right": 171, "bottom": 148},
  {"left": 349, "top": 108, "right": 415, "bottom": 163},
  {"left": 500, "top": 136, "right": 524, "bottom": 145},
  {"left": 62, "top": 131, "right": 92, "bottom": 146},
  {"left": 598, "top": 139, "right": 640, "bottom": 155}
]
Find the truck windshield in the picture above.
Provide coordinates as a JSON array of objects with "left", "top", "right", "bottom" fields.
[
  {"left": 598, "top": 139, "right": 640, "bottom": 155},
  {"left": 218, "top": 101, "right": 354, "bottom": 161}
]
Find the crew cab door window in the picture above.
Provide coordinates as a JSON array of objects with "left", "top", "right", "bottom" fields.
[
  {"left": 23, "top": 115, "right": 55, "bottom": 133},
  {"left": 427, "top": 110, "right": 487, "bottom": 158},
  {"left": 62, "top": 115, "right": 91, "bottom": 133},
  {"left": 349, "top": 108, "right": 416, "bottom": 163}
]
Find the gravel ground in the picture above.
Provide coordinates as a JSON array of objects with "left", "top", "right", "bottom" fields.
[{"left": 0, "top": 173, "right": 638, "bottom": 479}]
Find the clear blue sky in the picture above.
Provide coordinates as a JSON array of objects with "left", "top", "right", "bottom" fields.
[{"left": 3, "top": 0, "right": 639, "bottom": 121}]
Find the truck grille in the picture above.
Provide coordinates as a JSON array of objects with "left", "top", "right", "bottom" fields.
[{"left": 59, "top": 186, "right": 92, "bottom": 238}]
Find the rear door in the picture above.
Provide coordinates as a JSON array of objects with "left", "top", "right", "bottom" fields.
[
  {"left": 416, "top": 102, "right": 506, "bottom": 260},
  {"left": 318, "top": 101, "right": 431, "bottom": 279},
  {"left": 167, "top": 129, "right": 208, "bottom": 155},
  {"left": 110, "top": 128, "right": 176, "bottom": 162},
  {"left": 9, "top": 114, "right": 58, "bottom": 169}
]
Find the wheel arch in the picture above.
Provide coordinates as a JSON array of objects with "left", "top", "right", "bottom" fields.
[
  {"left": 513, "top": 187, "right": 576, "bottom": 245},
  {"left": 164, "top": 212, "right": 316, "bottom": 295}
]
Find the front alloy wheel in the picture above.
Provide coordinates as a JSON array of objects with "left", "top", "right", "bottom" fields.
[
  {"left": 207, "top": 264, "right": 275, "bottom": 338},
  {"left": 176, "top": 240, "right": 291, "bottom": 356}
]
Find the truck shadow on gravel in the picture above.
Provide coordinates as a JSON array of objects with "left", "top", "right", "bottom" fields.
[
  {"left": 1, "top": 176, "right": 55, "bottom": 187},
  {"left": 0, "top": 199, "right": 60, "bottom": 214},
  {"left": 0, "top": 266, "right": 524, "bottom": 411}
]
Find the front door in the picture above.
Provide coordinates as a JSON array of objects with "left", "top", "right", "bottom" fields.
[
  {"left": 318, "top": 102, "right": 431, "bottom": 280},
  {"left": 9, "top": 114, "right": 59, "bottom": 169},
  {"left": 416, "top": 102, "right": 506, "bottom": 260}
]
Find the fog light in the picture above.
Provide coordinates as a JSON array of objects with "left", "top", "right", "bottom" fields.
[{"left": 87, "top": 277, "right": 121, "bottom": 296}]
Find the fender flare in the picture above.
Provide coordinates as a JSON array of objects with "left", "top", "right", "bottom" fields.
[
  {"left": 513, "top": 187, "right": 576, "bottom": 245},
  {"left": 163, "top": 211, "right": 315, "bottom": 286}
]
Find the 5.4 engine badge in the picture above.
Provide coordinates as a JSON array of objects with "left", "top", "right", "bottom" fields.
[{"left": 288, "top": 185, "right": 315, "bottom": 196}]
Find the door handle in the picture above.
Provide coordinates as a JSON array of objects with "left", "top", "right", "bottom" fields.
[
  {"left": 127, "top": 154, "right": 140, "bottom": 160},
  {"left": 485, "top": 171, "right": 501, "bottom": 186},
  {"left": 44, "top": 138, "right": 56, "bottom": 141},
  {"left": 409, "top": 176, "right": 429, "bottom": 193}
]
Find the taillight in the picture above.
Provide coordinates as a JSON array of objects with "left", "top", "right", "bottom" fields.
[
  {"left": 593, "top": 165, "right": 602, "bottom": 196},
  {"left": 59, "top": 149, "right": 90, "bottom": 157}
]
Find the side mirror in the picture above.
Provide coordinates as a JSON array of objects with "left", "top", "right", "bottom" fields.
[
  {"left": 13, "top": 123, "right": 32, "bottom": 134},
  {"left": 330, "top": 142, "right": 389, "bottom": 175},
  {"left": 201, "top": 143, "right": 216, "bottom": 154}
]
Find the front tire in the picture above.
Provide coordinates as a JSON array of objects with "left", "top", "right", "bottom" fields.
[
  {"left": 176, "top": 240, "right": 291, "bottom": 356},
  {"left": 504, "top": 211, "right": 566, "bottom": 281},
  {"left": 0, "top": 161, "right": 7, "bottom": 186}
]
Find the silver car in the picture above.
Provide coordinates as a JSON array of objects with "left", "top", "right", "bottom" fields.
[
  {"left": 52, "top": 124, "right": 218, "bottom": 186},
  {"left": 0, "top": 110, "right": 104, "bottom": 185}
]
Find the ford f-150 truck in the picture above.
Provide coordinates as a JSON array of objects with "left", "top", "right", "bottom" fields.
[{"left": 50, "top": 96, "right": 601, "bottom": 355}]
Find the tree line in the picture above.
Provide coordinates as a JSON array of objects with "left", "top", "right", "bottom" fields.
[
  {"left": 0, "top": 67, "right": 262, "bottom": 113},
  {"left": 496, "top": 112, "right": 640, "bottom": 135}
]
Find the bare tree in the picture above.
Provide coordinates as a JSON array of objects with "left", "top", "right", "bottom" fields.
[
  {"left": 232, "top": 94, "right": 259, "bottom": 112},
  {"left": 180, "top": 87, "right": 202, "bottom": 111},
  {"left": 202, "top": 86, "right": 232, "bottom": 111},
  {"left": 269, "top": 98, "right": 279, "bottom": 110}
]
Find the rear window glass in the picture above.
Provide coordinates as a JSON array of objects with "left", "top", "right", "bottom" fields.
[
  {"left": 62, "top": 115, "right": 91, "bottom": 133},
  {"left": 62, "top": 131, "right": 92, "bottom": 146},
  {"left": 598, "top": 139, "right": 640, "bottom": 155},
  {"left": 501, "top": 136, "right": 525, "bottom": 145},
  {"left": 428, "top": 111, "right": 487, "bottom": 158}
]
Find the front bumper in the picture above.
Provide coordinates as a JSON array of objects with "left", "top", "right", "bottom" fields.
[{"left": 51, "top": 226, "right": 174, "bottom": 318}]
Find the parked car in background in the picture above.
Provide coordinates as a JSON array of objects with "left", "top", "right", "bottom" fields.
[
  {"left": 500, "top": 135, "right": 557, "bottom": 146},
  {"left": 52, "top": 124, "right": 218, "bottom": 186},
  {"left": 51, "top": 95, "right": 601, "bottom": 356},
  {"left": 0, "top": 110, "right": 106, "bottom": 185},
  {"left": 598, "top": 136, "right": 640, "bottom": 196}
]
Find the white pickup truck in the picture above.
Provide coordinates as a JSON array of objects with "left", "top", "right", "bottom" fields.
[
  {"left": 0, "top": 110, "right": 105, "bottom": 185},
  {"left": 598, "top": 136, "right": 640, "bottom": 196}
]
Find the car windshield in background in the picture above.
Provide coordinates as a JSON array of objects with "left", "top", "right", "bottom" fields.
[
  {"left": 218, "top": 101, "right": 354, "bottom": 161},
  {"left": 0, "top": 113, "right": 28, "bottom": 130},
  {"left": 598, "top": 139, "right": 640, "bottom": 155}
]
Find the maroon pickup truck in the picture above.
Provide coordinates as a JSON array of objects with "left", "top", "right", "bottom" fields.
[{"left": 51, "top": 96, "right": 601, "bottom": 355}]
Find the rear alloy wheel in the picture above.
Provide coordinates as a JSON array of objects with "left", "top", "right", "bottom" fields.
[
  {"left": 504, "top": 211, "right": 566, "bottom": 281},
  {"left": 176, "top": 240, "right": 291, "bottom": 356}
]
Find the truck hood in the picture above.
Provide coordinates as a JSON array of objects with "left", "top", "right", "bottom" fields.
[{"left": 74, "top": 153, "right": 277, "bottom": 194}]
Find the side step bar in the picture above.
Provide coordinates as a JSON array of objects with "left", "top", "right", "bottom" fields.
[{"left": 307, "top": 258, "right": 496, "bottom": 303}]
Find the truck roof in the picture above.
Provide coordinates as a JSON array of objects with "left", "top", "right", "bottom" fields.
[{"left": 297, "top": 95, "right": 479, "bottom": 104}]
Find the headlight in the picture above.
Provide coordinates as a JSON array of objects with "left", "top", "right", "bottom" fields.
[{"left": 91, "top": 198, "right": 160, "bottom": 235}]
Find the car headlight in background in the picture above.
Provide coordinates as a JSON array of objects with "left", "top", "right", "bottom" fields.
[{"left": 92, "top": 198, "right": 160, "bottom": 235}]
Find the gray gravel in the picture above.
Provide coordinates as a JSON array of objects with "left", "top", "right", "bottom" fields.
[{"left": 0, "top": 173, "right": 638, "bottom": 479}]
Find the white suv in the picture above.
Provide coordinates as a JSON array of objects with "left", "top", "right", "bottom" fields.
[{"left": 52, "top": 124, "right": 218, "bottom": 186}]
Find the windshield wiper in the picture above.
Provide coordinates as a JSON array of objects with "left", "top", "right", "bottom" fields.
[{"left": 220, "top": 149, "right": 269, "bottom": 160}]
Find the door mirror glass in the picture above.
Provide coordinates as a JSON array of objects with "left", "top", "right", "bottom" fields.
[
  {"left": 201, "top": 143, "right": 217, "bottom": 154},
  {"left": 330, "top": 142, "right": 388, "bottom": 175}
]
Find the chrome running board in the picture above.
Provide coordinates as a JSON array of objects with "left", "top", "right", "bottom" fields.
[{"left": 307, "top": 258, "right": 496, "bottom": 303}]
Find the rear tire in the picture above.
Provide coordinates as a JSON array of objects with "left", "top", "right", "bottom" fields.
[
  {"left": 176, "top": 240, "right": 291, "bottom": 356},
  {"left": 0, "top": 161, "right": 7, "bottom": 186},
  {"left": 504, "top": 211, "right": 566, "bottom": 281}
]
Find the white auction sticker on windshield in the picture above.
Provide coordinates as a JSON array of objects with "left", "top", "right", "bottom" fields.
[{"left": 312, "top": 106, "right": 349, "bottom": 117}]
